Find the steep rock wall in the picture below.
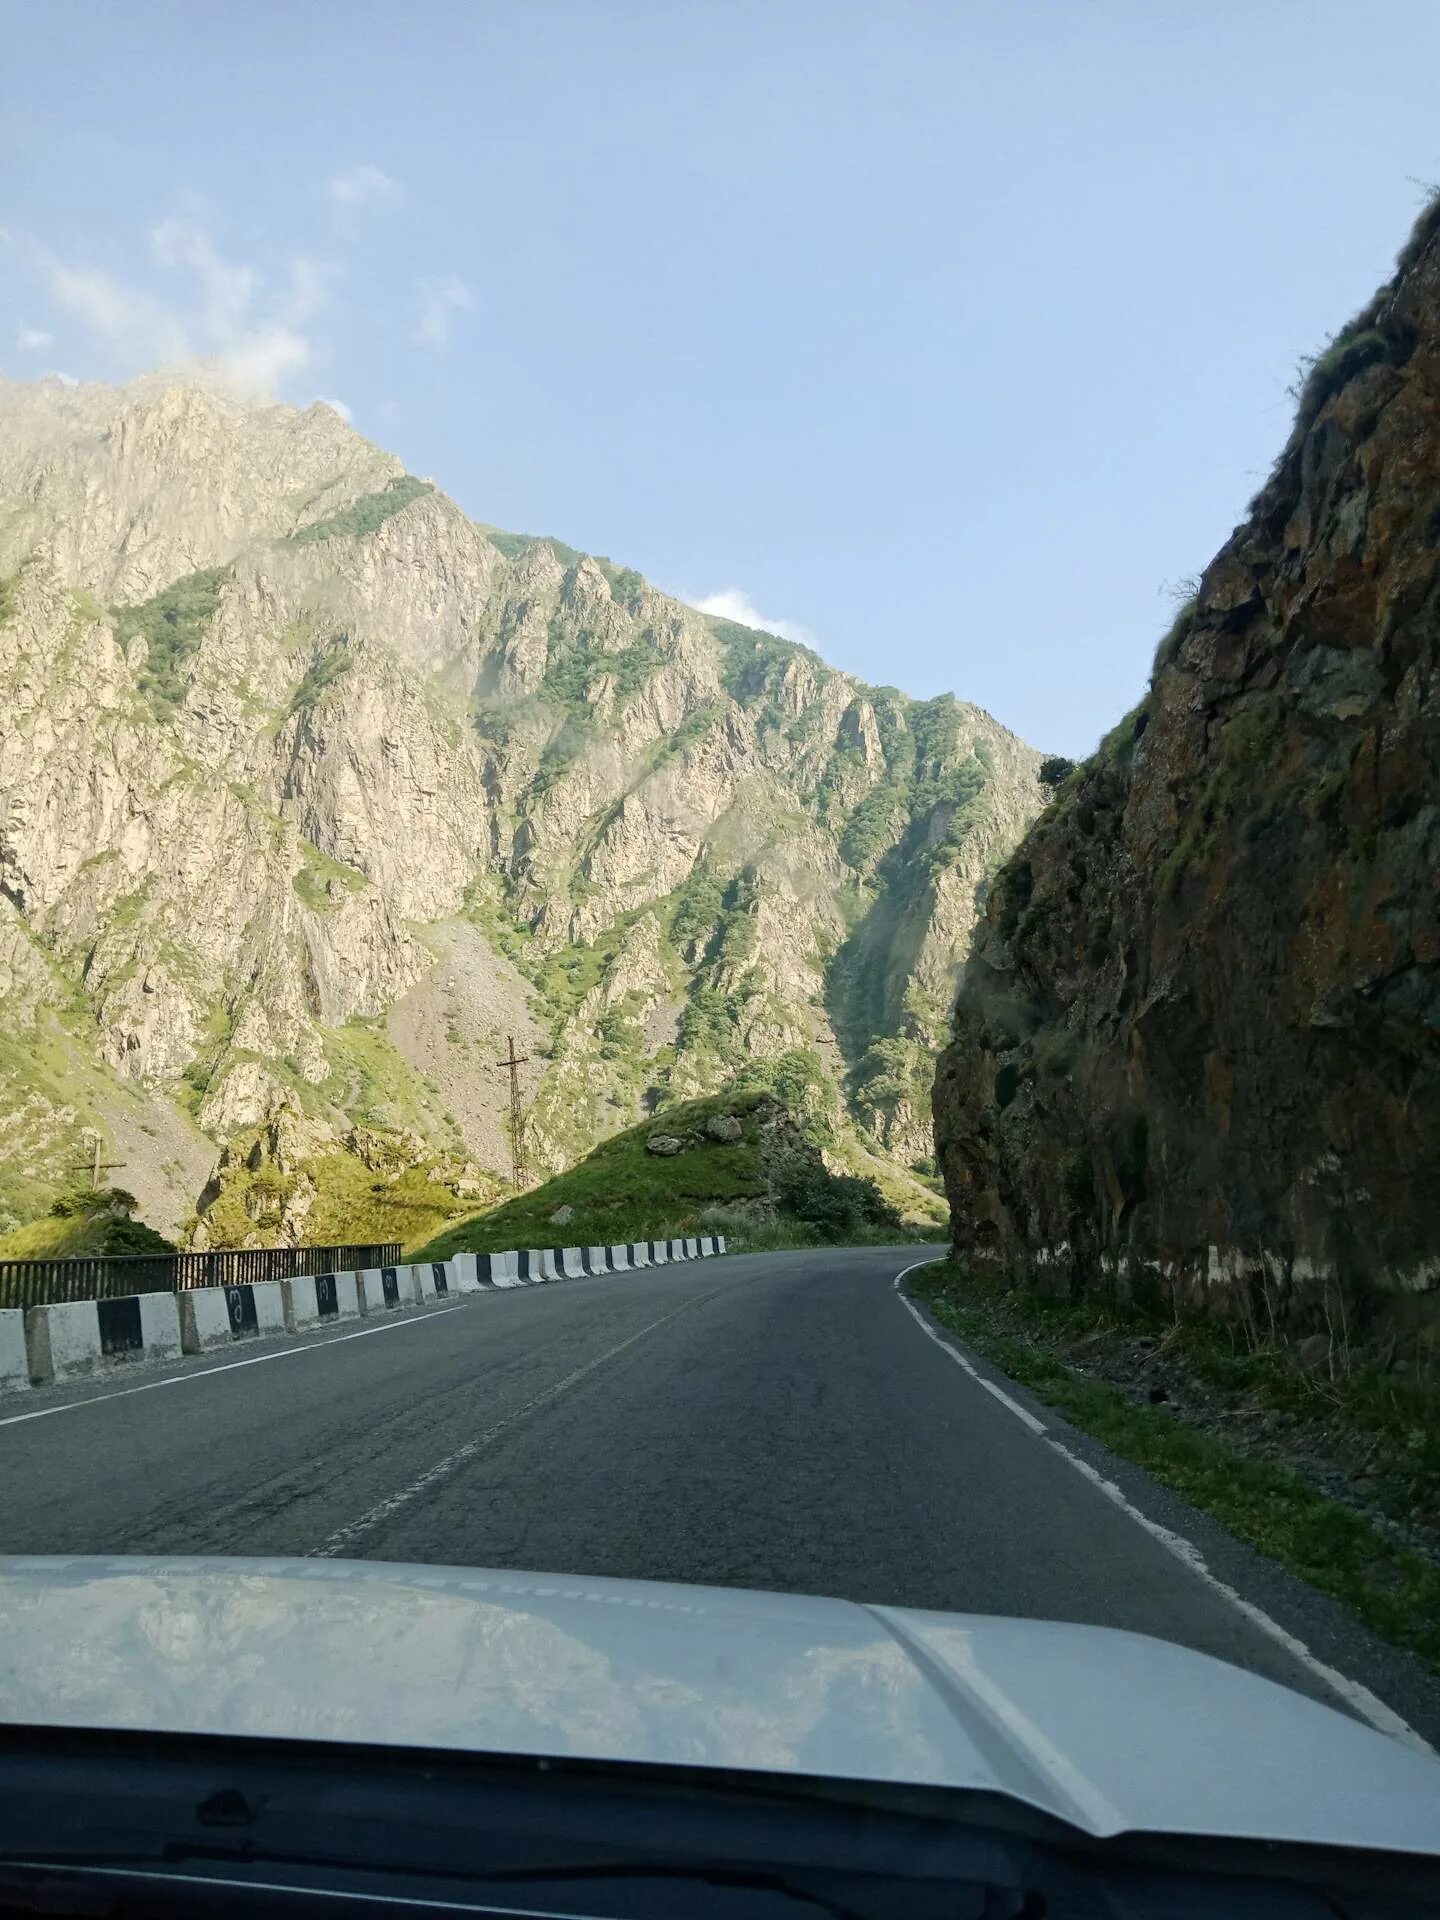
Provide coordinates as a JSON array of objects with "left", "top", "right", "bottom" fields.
[{"left": 935, "top": 202, "right": 1440, "bottom": 1340}]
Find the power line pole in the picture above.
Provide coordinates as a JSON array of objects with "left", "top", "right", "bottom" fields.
[
  {"left": 496, "top": 1035, "right": 531, "bottom": 1189},
  {"left": 66, "top": 1135, "right": 125, "bottom": 1193}
]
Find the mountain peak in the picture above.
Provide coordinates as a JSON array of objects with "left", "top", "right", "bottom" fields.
[{"left": 0, "top": 367, "right": 1041, "bottom": 1246}]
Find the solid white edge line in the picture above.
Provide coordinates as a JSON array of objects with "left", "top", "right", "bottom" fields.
[
  {"left": 0, "top": 1305, "right": 464, "bottom": 1430},
  {"left": 891, "top": 1260, "right": 1047, "bottom": 1433},
  {"left": 891, "top": 1258, "right": 1432, "bottom": 1756}
]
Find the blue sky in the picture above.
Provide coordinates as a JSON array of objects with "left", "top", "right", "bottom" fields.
[{"left": 3, "top": 1, "right": 1437, "bottom": 754}]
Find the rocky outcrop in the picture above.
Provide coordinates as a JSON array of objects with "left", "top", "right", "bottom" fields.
[
  {"left": 0, "top": 369, "right": 1042, "bottom": 1238},
  {"left": 934, "top": 200, "right": 1440, "bottom": 1344}
]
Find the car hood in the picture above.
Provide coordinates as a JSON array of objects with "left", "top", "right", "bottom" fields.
[{"left": 0, "top": 1556, "right": 1435, "bottom": 1853}]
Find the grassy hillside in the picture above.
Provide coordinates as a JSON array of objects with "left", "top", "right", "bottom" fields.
[{"left": 413, "top": 1087, "right": 933, "bottom": 1262}]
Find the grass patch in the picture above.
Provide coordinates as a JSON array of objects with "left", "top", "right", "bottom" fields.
[
  {"left": 909, "top": 1262, "right": 1440, "bottom": 1673},
  {"left": 284, "top": 643, "right": 353, "bottom": 717},
  {"left": 292, "top": 837, "right": 369, "bottom": 913},
  {"left": 112, "top": 567, "right": 228, "bottom": 716},
  {"left": 479, "top": 526, "right": 585, "bottom": 567},
  {"left": 414, "top": 1089, "right": 774, "bottom": 1260},
  {"left": 411, "top": 1086, "right": 908, "bottom": 1263},
  {"left": 288, "top": 476, "right": 433, "bottom": 546}
]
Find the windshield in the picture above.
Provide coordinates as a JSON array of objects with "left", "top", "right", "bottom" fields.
[{"left": 0, "top": 0, "right": 1438, "bottom": 1907}]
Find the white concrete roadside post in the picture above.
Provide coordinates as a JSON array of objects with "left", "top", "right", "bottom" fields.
[
  {"left": 137, "top": 1292, "right": 183, "bottom": 1360},
  {"left": 24, "top": 1301, "right": 103, "bottom": 1384},
  {"left": 0, "top": 1309, "right": 30, "bottom": 1389},
  {"left": 449, "top": 1254, "right": 484, "bottom": 1294}
]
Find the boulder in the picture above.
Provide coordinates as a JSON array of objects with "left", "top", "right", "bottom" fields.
[
  {"left": 705, "top": 1113, "right": 743, "bottom": 1143},
  {"left": 1297, "top": 1333, "right": 1333, "bottom": 1371},
  {"left": 646, "top": 1134, "right": 683, "bottom": 1156},
  {"left": 550, "top": 1203, "right": 575, "bottom": 1225}
]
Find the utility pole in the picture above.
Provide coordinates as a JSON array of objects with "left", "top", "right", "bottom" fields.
[
  {"left": 66, "top": 1135, "right": 125, "bottom": 1193},
  {"left": 496, "top": 1035, "right": 531, "bottom": 1189}
]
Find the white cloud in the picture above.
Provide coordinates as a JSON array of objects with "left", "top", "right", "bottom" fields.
[
  {"left": 13, "top": 216, "right": 338, "bottom": 400},
  {"left": 311, "top": 394, "right": 353, "bottom": 422},
  {"left": 329, "top": 164, "right": 404, "bottom": 211},
  {"left": 692, "top": 586, "right": 814, "bottom": 645},
  {"left": 151, "top": 215, "right": 256, "bottom": 342},
  {"left": 15, "top": 322, "right": 51, "bottom": 349},
  {"left": 414, "top": 275, "right": 473, "bottom": 349},
  {"left": 33, "top": 252, "right": 191, "bottom": 365}
]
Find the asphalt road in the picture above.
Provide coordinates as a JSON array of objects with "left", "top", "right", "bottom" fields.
[{"left": 3, "top": 1244, "right": 1437, "bottom": 1747}]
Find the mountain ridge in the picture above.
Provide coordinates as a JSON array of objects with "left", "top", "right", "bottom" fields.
[{"left": 0, "top": 371, "right": 1042, "bottom": 1244}]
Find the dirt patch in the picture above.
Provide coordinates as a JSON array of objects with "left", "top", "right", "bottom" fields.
[{"left": 91, "top": 1085, "right": 216, "bottom": 1238}]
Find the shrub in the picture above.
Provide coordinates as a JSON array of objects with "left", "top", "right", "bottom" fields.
[
  {"left": 774, "top": 1163, "right": 903, "bottom": 1237},
  {"left": 113, "top": 567, "right": 228, "bottom": 715},
  {"left": 1039, "top": 755, "right": 1076, "bottom": 790}
]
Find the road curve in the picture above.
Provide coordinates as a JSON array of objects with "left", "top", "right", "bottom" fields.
[{"left": 1, "top": 1244, "right": 1436, "bottom": 1745}]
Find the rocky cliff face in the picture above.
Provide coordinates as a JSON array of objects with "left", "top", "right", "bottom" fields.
[
  {"left": 935, "top": 201, "right": 1440, "bottom": 1343},
  {"left": 0, "top": 372, "right": 1041, "bottom": 1241}
]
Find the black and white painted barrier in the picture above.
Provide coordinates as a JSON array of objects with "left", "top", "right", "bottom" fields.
[
  {"left": 179, "top": 1280, "right": 287, "bottom": 1353},
  {"left": 0, "top": 1232, "right": 735, "bottom": 1394},
  {"left": 24, "top": 1291, "right": 182, "bottom": 1384},
  {"left": 284, "top": 1270, "right": 362, "bottom": 1329}
]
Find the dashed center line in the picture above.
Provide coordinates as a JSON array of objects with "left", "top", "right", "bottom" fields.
[{"left": 310, "top": 1291, "right": 715, "bottom": 1559}]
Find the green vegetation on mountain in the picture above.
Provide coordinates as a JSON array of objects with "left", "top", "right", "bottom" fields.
[
  {"left": 198, "top": 1149, "right": 473, "bottom": 1255},
  {"left": 287, "top": 475, "right": 434, "bottom": 546},
  {"left": 413, "top": 1087, "right": 914, "bottom": 1262},
  {"left": 112, "top": 566, "right": 229, "bottom": 716}
]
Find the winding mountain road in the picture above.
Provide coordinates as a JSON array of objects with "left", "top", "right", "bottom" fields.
[{"left": 2, "top": 1244, "right": 1437, "bottom": 1747}]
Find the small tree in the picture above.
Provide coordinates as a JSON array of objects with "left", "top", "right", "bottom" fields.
[{"left": 1038, "top": 755, "right": 1076, "bottom": 792}]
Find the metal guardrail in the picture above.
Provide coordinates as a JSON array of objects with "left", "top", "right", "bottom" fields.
[{"left": 0, "top": 1244, "right": 403, "bottom": 1312}]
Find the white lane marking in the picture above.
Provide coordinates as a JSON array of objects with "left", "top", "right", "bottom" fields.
[
  {"left": 311, "top": 1293, "right": 711, "bottom": 1559},
  {"left": 891, "top": 1261, "right": 1432, "bottom": 1755},
  {"left": 0, "top": 1307, "right": 463, "bottom": 1430},
  {"left": 891, "top": 1262, "right": 1046, "bottom": 1433}
]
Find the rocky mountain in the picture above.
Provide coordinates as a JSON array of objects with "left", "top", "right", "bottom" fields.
[
  {"left": 0, "top": 371, "right": 1042, "bottom": 1243},
  {"left": 934, "top": 198, "right": 1440, "bottom": 1348}
]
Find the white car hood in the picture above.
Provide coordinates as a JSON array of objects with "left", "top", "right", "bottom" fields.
[{"left": 0, "top": 1556, "right": 1436, "bottom": 1854}]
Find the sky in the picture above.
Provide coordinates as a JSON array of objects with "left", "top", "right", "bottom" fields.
[{"left": 2, "top": 2, "right": 1438, "bottom": 755}]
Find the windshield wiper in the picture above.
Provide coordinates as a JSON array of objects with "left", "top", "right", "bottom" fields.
[
  {"left": 461, "top": 1856, "right": 988, "bottom": 1920},
  {"left": 0, "top": 1852, "right": 977, "bottom": 1920}
]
